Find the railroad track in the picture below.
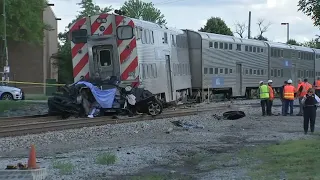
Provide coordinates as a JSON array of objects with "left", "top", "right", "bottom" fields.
[{"left": 0, "top": 106, "right": 235, "bottom": 138}]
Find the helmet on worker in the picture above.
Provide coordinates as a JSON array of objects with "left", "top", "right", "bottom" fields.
[
  {"left": 259, "top": 81, "right": 264, "bottom": 85},
  {"left": 267, "top": 79, "right": 273, "bottom": 84},
  {"left": 287, "top": 79, "right": 293, "bottom": 84}
]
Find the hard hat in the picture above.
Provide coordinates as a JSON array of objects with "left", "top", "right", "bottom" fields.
[
  {"left": 268, "top": 80, "right": 273, "bottom": 83},
  {"left": 287, "top": 79, "right": 292, "bottom": 84},
  {"left": 259, "top": 81, "right": 263, "bottom": 84}
]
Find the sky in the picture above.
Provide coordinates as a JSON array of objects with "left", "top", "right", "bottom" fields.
[{"left": 51, "top": 0, "right": 320, "bottom": 43}]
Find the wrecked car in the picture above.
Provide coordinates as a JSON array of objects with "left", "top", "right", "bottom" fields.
[{"left": 48, "top": 76, "right": 163, "bottom": 118}]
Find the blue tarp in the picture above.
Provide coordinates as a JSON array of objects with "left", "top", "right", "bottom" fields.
[{"left": 76, "top": 81, "right": 116, "bottom": 108}]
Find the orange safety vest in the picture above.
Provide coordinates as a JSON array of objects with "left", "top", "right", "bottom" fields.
[
  {"left": 296, "top": 82, "right": 303, "bottom": 97},
  {"left": 315, "top": 80, "right": 320, "bottom": 90},
  {"left": 268, "top": 85, "right": 274, "bottom": 100},
  {"left": 284, "top": 85, "right": 295, "bottom": 100},
  {"left": 301, "top": 82, "right": 312, "bottom": 97}
]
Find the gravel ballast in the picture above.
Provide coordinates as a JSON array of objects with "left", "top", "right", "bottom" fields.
[{"left": 0, "top": 101, "right": 317, "bottom": 179}]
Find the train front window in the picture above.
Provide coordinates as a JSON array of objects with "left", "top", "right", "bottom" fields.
[{"left": 99, "top": 49, "right": 112, "bottom": 67}]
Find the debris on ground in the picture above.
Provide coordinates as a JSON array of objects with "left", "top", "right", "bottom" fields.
[{"left": 170, "top": 120, "right": 204, "bottom": 129}]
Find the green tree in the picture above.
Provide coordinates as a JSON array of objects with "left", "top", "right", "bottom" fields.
[
  {"left": 0, "top": 0, "right": 49, "bottom": 44},
  {"left": 55, "top": 0, "right": 113, "bottom": 83},
  {"left": 302, "top": 39, "right": 320, "bottom": 48},
  {"left": 199, "top": 17, "right": 233, "bottom": 36},
  {"left": 287, "top": 39, "right": 300, "bottom": 45},
  {"left": 253, "top": 35, "right": 268, "bottom": 41},
  {"left": 120, "top": 0, "right": 166, "bottom": 25},
  {"left": 298, "top": 0, "right": 320, "bottom": 27}
]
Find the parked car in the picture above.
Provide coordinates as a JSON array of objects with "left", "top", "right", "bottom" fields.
[{"left": 0, "top": 82, "right": 23, "bottom": 100}]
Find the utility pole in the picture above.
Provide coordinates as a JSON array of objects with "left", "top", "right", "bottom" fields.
[
  {"left": 2, "top": 0, "right": 8, "bottom": 81},
  {"left": 248, "top": 11, "right": 251, "bottom": 39}
]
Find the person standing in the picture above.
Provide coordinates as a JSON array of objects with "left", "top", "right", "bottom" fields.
[
  {"left": 296, "top": 78, "right": 304, "bottom": 116},
  {"left": 280, "top": 81, "right": 287, "bottom": 115},
  {"left": 283, "top": 79, "right": 295, "bottom": 116},
  {"left": 258, "top": 81, "right": 269, "bottom": 116},
  {"left": 267, "top": 80, "right": 274, "bottom": 116},
  {"left": 301, "top": 88, "right": 320, "bottom": 134},
  {"left": 314, "top": 77, "right": 320, "bottom": 97}
]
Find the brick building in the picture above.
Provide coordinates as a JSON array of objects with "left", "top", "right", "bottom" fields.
[{"left": 7, "top": 6, "right": 59, "bottom": 94}]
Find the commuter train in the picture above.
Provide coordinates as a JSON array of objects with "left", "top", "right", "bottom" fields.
[{"left": 69, "top": 11, "right": 319, "bottom": 103}]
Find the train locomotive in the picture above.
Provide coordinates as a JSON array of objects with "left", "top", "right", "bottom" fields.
[{"left": 68, "top": 10, "right": 319, "bottom": 104}]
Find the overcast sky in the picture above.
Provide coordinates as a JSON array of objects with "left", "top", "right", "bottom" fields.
[{"left": 51, "top": 0, "right": 319, "bottom": 43}]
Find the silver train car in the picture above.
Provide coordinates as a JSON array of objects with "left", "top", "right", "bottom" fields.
[{"left": 131, "top": 19, "right": 191, "bottom": 103}]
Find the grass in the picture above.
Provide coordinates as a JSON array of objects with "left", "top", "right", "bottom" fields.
[
  {"left": 240, "top": 139, "right": 320, "bottom": 179},
  {"left": 52, "top": 161, "right": 74, "bottom": 175},
  {"left": 0, "top": 100, "right": 28, "bottom": 113},
  {"left": 130, "top": 173, "right": 194, "bottom": 180},
  {"left": 96, "top": 153, "right": 117, "bottom": 165},
  {"left": 24, "top": 94, "right": 49, "bottom": 100}
]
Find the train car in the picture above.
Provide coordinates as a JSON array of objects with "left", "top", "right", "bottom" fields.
[
  {"left": 266, "top": 42, "right": 296, "bottom": 88},
  {"left": 68, "top": 11, "right": 191, "bottom": 103},
  {"left": 312, "top": 48, "right": 320, "bottom": 81},
  {"left": 292, "top": 45, "right": 315, "bottom": 85},
  {"left": 131, "top": 19, "right": 191, "bottom": 102},
  {"left": 184, "top": 29, "right": 269, "bottom": 99}
]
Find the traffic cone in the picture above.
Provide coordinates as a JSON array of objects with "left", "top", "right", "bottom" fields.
[{"left": 27, "top": 144, "right": 38, "bottom": 169}]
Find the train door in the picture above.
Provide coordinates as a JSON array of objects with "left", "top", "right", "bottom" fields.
[
  {"left": 236, "top": 63, "right": 243, "bottom": 96},
  {"left": 165, "top": 55, "right": 173, "bottom": 101},
  {"left": 92, "top": 45, "right": 117, "bottom": 79}
]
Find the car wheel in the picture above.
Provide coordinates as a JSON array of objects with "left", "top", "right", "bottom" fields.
[
  {"left": 147, "top": 99, "right": 163, "bottom": 116},
  {"left": 1, "top": 93, "right": 13, "bottom": 100}
]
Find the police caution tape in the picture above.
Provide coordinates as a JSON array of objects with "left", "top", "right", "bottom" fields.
[{"left": 2, "top": 81, "right": 66, "bottom": 86}]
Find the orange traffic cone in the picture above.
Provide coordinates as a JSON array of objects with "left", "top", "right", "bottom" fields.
[{"left": 27, "top": 144, "right": 38, "bottom": 169}]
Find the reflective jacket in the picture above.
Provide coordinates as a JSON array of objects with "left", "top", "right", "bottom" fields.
[
  {"left": 284, "top": 85, "right": 295, "bottom": 100},
  {"left": 268, "top": 85, "right": 274, "bottom": 100},
  {"left": 259, "top": 85, "right": 270, "bottom": 99},
  {"left": 315, "top": 80, "right": 320, "bottom": 90}
]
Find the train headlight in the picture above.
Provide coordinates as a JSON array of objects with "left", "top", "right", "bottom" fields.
[
  {"left": 102, "top": 18, "right": 107, "bottom": 23},
  {"left": 125, "top": 86, "right": 132, "bottom": 92},
  {"left": 99, "top": 26, "right": 105, "bottom": 31},
  {"left": 96, "top": 18, "right": 102, "bottom": 23}
]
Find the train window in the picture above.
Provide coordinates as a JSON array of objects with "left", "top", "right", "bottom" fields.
[
  {"left": 257, "top": 69, "right": 260, "bottom": 75},
  {"left": 298, "top": 52, "right": 301, "bottom": 59},
  {"left": 219, "top": 42, "right": 223, "bottom": 49},
  {"left": 236, "top": 44, "right": 241, "bottom": 51},
  {"left": 257, "top": 47, "right": 260, "bottom": 53},
  {"left": 249, "top": 69, "right": 252, "bottom": 74},
  {"left": 271, "top": 49, "right": 274, "bottom": 57},
  {"left": 229, "top": 44, "right": 233, "bottom": 50},
  {"left": 277, "top": 69, "right": 280, "bottom": 77},
  {"left": 225, "top": 68, "right": 228, "bottom": 74},
  {"left": 245, "top": 69, "right": 248, "bottom": 75},
  {"left": 253, "top": 69, "right": 257, "bottom": 75},
  {"left": 307, "top": 71, "right": 309, "bottom": 77},
  {"left": 219, "top": 68, "right": 223, "bottom": 74},
  {"left": 276, "top": 49, "right": 280, "bottom": 57},
  {"left": 280, "top": 50, "right": 283, "bottom": 58},
  {"left": 99, "top": 49, "right": 112, "bottom": 67},
  {"left": 171, "top": 34, "right": 176, "bottom": 46},
  {"left": 245, "top": 46, "right": 248, "bottom": 51},
  {"left": 229, "top": 69, "right": 233, "bottom": 73},
  {"left": 249, "top": 46, "right": 253, "bottom": 52},
  {"left": 215, "top": 68, "right": 218, "bottom": 74},
  {"left": 274, "top": 69, "right": 278, "bottom": 77},
  {"left": 209, "top": 68, "right": 213, "bottom": 74},
  {"left": 261, "top": 48, "right": 264, "bottom": 53},
  {"left": 253, "top": 47, "right": 256, "bottom": 52},
  {"left": 224, "top": 43, "right": 228, "bottom": 49},
  {"left": 271, "top": 69, "right": 274, "bottom": 77},
  {"left": 144, "top": 29, "right": 150, "bottom": 44},
  {"left": 204, "top": 68, "right": 208, "bottom": 74},
  {"left": 304, "top": 70, "right": 307, "bottom": 77},
  {"left": 150, "top": 31, "right": 154, "bottom": 44},
  {"left": 214, "top": 42, "right": 218, "bottom": 48},
  {"left": 281, "top": 69, "right": 284, "bottom": 77},
  {"left": 209, "top": 42, "right": 213, "bottom": 48},
  {"left": 163, "top": 32, "right": 168, "bottom": 44}
]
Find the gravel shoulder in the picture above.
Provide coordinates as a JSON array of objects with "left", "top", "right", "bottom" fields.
[{"left": 0, "top": 100, "right": 318, "bottom": 180}]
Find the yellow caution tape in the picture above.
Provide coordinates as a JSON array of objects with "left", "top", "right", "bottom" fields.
[{"left": 2, "top": 81, "right": 66, "bottom": 86}]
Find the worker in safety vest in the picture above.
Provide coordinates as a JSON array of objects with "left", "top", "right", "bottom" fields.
[
  {"left": 283, "top": 79, "right": 295, "bottom": 116},
  {"left": 280, "top": 81, "right": 287, "bottom": 115},
  {"left": 301, "top": 88, "right": 320, "bottom": 134},
  {"left": 258, "top": 81, "right": 269, "bottom": 116},
  {"left": 296, "top": 78, "right": 304, "bottom": 116},
  {"left": 267, "top": 80, "right": 274, "bottom": 116},
  {"left": 314, "top": 77, "right": 320, "bottom": 97}
]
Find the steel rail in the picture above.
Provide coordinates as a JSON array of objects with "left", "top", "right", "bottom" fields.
[{"left": 0, "top": 106, "right": 233, "bottom": 138}]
